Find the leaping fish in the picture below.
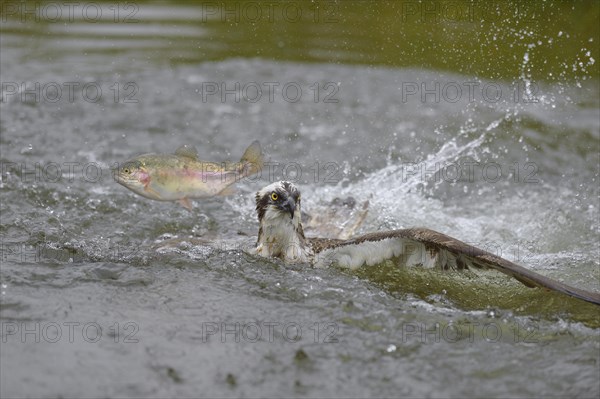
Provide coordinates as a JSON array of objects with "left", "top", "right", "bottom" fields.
[{"left": 114, "top": 140, "right": 264, "bottom": 210}]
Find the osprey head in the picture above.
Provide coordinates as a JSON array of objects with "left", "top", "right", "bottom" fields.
[
  {"left": 255, "top": 181, "right": 301, "bottom": 223},
  {"left": 254, "top": 181, "right": 309, "bottom": 262}
]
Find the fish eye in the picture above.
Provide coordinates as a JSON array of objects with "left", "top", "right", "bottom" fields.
[
  {"left": 122, "top": 162, "right": 140, "bottom": 175},
  {"left": 271, "top": 192, "right": 278, "bottom": 201}
]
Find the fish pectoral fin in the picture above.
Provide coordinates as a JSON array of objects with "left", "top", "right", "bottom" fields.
[
  {"left": 174, "top": 144, "right": 199, "bottom": 159},
  {"left": 179, "top": 197, "right": 193, "bottom": 210},
  {"left": 218, "top": 185, "right": 236, "bottom": 196},
  {"left": 143, "top": 184, "right": 163, "bottom": 200}
]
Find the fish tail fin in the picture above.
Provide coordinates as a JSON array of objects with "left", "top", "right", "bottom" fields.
[{"left": 240, "top": 140, "right": 264, "bottom": 176}]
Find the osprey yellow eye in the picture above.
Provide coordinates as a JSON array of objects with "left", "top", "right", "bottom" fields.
[{"left": 271, "top": 192, "right": 278, "bottom": 201}]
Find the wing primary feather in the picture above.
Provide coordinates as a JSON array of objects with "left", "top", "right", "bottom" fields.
[{"left": 311, "top": 227, "right": 600, "bottom": 306}]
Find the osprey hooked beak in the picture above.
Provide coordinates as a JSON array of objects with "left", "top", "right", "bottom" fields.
[{"left": 279, "top": 196, "right": 296, "bottom": 218}]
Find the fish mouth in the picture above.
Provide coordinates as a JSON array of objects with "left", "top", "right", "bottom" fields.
[
  {"left": 113, "top": 172, "right": 141, "bottom": 189},
  {"left": 112, "top": 171, "right": 128, "bottom": 185}
]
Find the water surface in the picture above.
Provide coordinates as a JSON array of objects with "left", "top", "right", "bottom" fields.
[{"left": 1, "top": 1, "right": 599, "bottom": 398}]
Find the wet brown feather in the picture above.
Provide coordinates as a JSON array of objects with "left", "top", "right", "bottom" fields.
[{"left": 308, "top": 227, "right": 600, "bottom": 306}]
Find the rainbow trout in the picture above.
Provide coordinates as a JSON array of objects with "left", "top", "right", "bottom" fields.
[{"left": 114, "top": 141, "right": 263, "bottom": 209}]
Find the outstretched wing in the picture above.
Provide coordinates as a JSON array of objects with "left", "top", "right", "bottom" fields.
[{"left": 310, "top": 227, "right": 600, "bottom": 306}]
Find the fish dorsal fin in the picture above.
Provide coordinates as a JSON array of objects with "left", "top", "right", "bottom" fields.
[{"left": 174, "top": 144, "right": 198, "bottom": 159}]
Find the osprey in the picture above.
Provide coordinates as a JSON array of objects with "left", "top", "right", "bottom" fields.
[{"left": 254, "top": 181, "right": 600, "bottom": 306}]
